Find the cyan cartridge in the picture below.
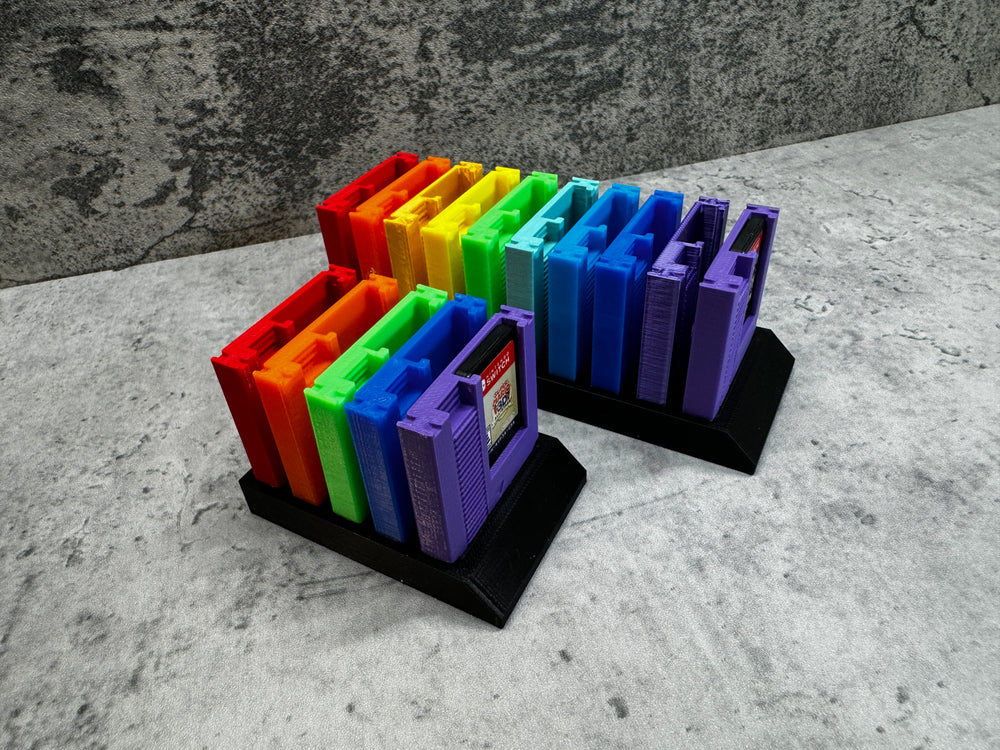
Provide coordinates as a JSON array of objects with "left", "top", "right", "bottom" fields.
[
  {"left": 212, "top": 266, "right": 358, "bottom": 487},
  {"left": 421, "top": 167, "right": 521, "bottom": 298},
  {"left": 305, "top": 286, "right": 449, "bottom": 523},
  {"left": 683, "top": 205, "right": 779, "bottom": 420},
  {"left": 345, "top": 294, "right": 488, "bottom": 543},
  {"left": 547, "top": 184, "right": 640, "bottom": 382},
  {"left": 505, "top": 177, "right": 600, "bottom": 363},
  {"left": 253, "top": 275, "right": 399, "bottom": 505},
  {"left": 397, "top": 307, "right": 538, "bottom": 564},
  {"left": 385, "top": 162, "right": 484, "bottom": 297},
  {"left": 316, "top": 152, "right": 418, "bottom": 275},
  {"left": 349, "top": 156, "right": 451, "bottom": 278},
  {"left": 590, "top": 189, "right": 684, "bottom": 394},
  {"left": 636, "top": 196, "right": 729, "bottom": 406},
  {"left": 461, "top": 171, "right": 559, "bottom": 315}
]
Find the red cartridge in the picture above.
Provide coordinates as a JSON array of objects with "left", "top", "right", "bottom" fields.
[
  {"left": 212, "top": 266, "right": 358, "bottom": 487},
  {"left": 349, "top": 156, "right": 452, "bottom": 278},
  {"left": 316, "top": 152, "right": 419, "bottom": 275},
  {"left": 253, "top": 275, "right": 399, "bottom": 505}
]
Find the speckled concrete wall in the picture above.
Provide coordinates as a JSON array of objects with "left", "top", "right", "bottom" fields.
[{"left": 1, "top": 0, "right": 996, "bottom": 287}]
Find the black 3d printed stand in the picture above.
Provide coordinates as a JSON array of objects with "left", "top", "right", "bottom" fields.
[
  {"left": 537, "top": 328, "right": 793, "bottom": 474},
  {"left": 240, "top": 434, "right": 586, "bottom": 628}
]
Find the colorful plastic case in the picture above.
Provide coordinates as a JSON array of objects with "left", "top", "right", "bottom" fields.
[
  {"left": 316, "top": 152, "right": 418, "bottom": 275},
  {"left": 212, "top": 267, "right": 358, "bottom": 487},
  {"left": 349, "top": 157, "right": 451, "bottom": 278},
  {"left": 636, "top": 196, "right": 729, "bottom": 406},
  {"left": 398, "top": 307, "right": 539, "bottom": 563},
  {"left": 345, "top": 294, "right": 488, "bottom": 543},
  {"left": 385, "top": 162, "right": 484, "bottom": 297},
  {"left": 305, "top": 286, "right": 449, "bottom": 523},
  {"left": 590, "top": 190, "right": 684, "bottom": 394},
  {"left": 253, "top": 276, "right": 399, "bottom": 504},
  {"left": 547, "top": 184, "right": 640, "bottom": 382},
  {"left": 461, "top": 171, "right": 559, "bottom": 315},
  {"left": 421, "top": 167, "right": 520, "bottom": 298},
  {"left": 683, "top": 205, "right": 779, "bottom": 420},
  {"left": 505, "top": 177, "right": 600, "bottom": 363}
]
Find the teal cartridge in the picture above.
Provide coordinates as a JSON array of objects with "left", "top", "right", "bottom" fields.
[{"left": 505, "top": 177, "right": 599, "bottom": 364}]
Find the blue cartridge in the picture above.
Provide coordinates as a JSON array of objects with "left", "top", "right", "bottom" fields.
[
  {"left": 345, "top": 294, "right": 488, "bottom": 542},
  {"left": 547, "top": 184, "right": 640, "bottom": 382},
  {"left": 636, "top": 196, "right": 729, "bottom": 406},
  {"left": 590, "top": 189, "right": 684, "bottom": 394},
  {"left": 505, "top": 177, "right": 600, "bottom": 364}
]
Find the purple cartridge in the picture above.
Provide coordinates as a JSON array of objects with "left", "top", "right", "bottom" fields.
[
  {"left": 636, "top": 196, "right": 729, "bottom": 406},
  {"left": 682, "top": 205, "right": 779, "bottom": 421},
  {"left": 397, "top": 307, "right": 539, "bottom": 563}
]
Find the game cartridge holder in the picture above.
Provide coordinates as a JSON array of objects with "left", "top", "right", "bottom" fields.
[
  {"left": 240, "top": 433, "right": 586, "bottom": 628},
  {"left": 223, "top": 153, "right": 795, "bottom": 628}
]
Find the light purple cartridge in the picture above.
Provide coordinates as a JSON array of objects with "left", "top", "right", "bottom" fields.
[
  {"left": 682, "top": 205, "right": 779, "bottom": 421},
  {"left": 397, "top": 307, "right": 539, "bottom": 563},
  {"left": 636, "top": 196, "right": 729, "bottom": 406}
]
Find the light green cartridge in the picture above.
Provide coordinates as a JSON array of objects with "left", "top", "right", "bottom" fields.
[
  {"left": 304, "top": 285, "right": 449, "bottom": 522},
  {"left": 461, "top": 171, "right": 558, "bottom": 315}
]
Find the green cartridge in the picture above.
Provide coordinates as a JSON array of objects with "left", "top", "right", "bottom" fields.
[
  {"left": 462, "top": 171, "right": 558, "bottom": 316},
  {"left": 421, "top": 167, "right": 520, "bottom": 298},
  {"left": 304, "top": 286, "right": 449, "bottom": 522}
]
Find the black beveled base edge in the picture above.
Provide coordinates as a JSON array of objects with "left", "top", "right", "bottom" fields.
[
  {"left": 537, "top": 328, "right": 794, "bottom": 474},
  {"left": 240, "top": 434, "right": 587, "bottom": 628}
]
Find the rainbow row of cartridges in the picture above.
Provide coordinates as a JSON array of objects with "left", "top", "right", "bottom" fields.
[
  {"left": 215, "top": 152, "right": 780, "bottom": 563},
  {"left": 314, "top": 153, "right": 778, "bottom": 415}
]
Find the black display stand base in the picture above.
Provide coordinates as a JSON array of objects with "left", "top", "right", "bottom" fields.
[
  {"left": 240, "top": 434, "right": 586, "bottom": 628},
  {"left": 537, "top": 327, "right": 793, "bottom": 474}
]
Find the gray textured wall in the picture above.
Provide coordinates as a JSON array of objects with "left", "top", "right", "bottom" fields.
[{"left": 1, "top": 0, "right": 997, "bottom": 287}]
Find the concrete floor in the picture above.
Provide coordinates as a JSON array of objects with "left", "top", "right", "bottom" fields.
[{"left": 1, "top": 105, "right": 997, "bottom": 748}]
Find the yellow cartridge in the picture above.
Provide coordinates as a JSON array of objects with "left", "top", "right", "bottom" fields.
[
  {"left": 420, "top": 166, "right": 521, "bottom": 297},
  {"left": 385, "top": 162, "right": 483, "bottom": 296}
]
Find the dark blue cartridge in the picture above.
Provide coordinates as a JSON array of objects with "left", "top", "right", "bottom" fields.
[
  {"left": 636, "top": 196, "right": 729, "bottom": 406},
  {"left": 547, "top": 184, "right": 640, "bottom": 382},
  {"left": 345, "top": 294, "right": 488, "bottom": 542},
  {"left": 590, "top": 189, "right": 684, "bottom": 394}
]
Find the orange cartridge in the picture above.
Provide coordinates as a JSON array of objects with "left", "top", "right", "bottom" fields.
[
  {"left": 253, "top": 275, "right": 399, "bottom": 505},
  {"left": 420, "top": 167, "right": 520, "bottom": 298},
  {"left": 385, "top": 162, "right": 483, "bottom": 296},
  {"left": 349, "top": 156, "right": 451, "bottom": 278}
]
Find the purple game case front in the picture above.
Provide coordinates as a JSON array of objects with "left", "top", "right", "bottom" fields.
[
  {"left": 397, "top": 307, "right": 539, "bottom": 563},
  {"left": 682, "top": 205, "right": 779, "bottom": 421},
  {"left": 636, "top": 196, "right": 729, "bottom": 406}
]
